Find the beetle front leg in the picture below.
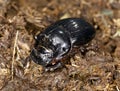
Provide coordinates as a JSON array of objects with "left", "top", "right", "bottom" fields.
[{"left": 44, "top": 62, "right": 64, "bottom": 71}]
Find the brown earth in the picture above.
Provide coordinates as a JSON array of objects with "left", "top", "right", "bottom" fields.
[{"left": 0, "top": 0, "right": 120, "bottom": 91}]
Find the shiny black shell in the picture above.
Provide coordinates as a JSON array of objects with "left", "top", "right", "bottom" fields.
[{"left": 30, "top": 18, "right": 95, "bottom": 70}]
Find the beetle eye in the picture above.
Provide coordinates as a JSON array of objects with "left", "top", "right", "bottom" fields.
[{"left": 62, "top": 47, "right": 67, "bottom": 52}]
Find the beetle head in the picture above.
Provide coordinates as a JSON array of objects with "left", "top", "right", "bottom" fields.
[{"left": 31, "top": 45, "right": 53, "bottom": 66}]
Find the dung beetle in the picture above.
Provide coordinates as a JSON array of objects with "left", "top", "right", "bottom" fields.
[{"left": 30, "top": 18, "right": 95, "bottom": 71}]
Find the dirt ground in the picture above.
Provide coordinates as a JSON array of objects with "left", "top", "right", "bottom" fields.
[{"left": 0, "top": 0, "right": 120, "bottom": 91}]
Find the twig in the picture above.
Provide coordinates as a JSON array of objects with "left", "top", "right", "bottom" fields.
[
  {"left": 11, "top": 31, "right": 19, "bottom": 80},
  {"left": 116, "top": 86, "right": 120, "bottom": 91}
]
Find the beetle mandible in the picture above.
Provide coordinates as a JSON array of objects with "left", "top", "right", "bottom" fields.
[{"left": 30, "top": 18, "right": 96, "bottom": 71}]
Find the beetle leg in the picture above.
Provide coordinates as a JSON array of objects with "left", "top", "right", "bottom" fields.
[{"left": 44, "top": 62, "right": 64, "bottom": 71}]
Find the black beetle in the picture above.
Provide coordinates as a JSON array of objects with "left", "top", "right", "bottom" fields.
[{"left": 30, "top": 18, "right": 95, "bottom": 71}]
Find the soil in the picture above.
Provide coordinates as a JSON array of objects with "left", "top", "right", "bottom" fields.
[{"left": 0, "top": 0, "right": 120, "bottom": 91}]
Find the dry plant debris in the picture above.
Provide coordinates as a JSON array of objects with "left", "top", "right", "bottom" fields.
[{"left": 0, "top": 0, "right": 120, "bottom": 91}]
